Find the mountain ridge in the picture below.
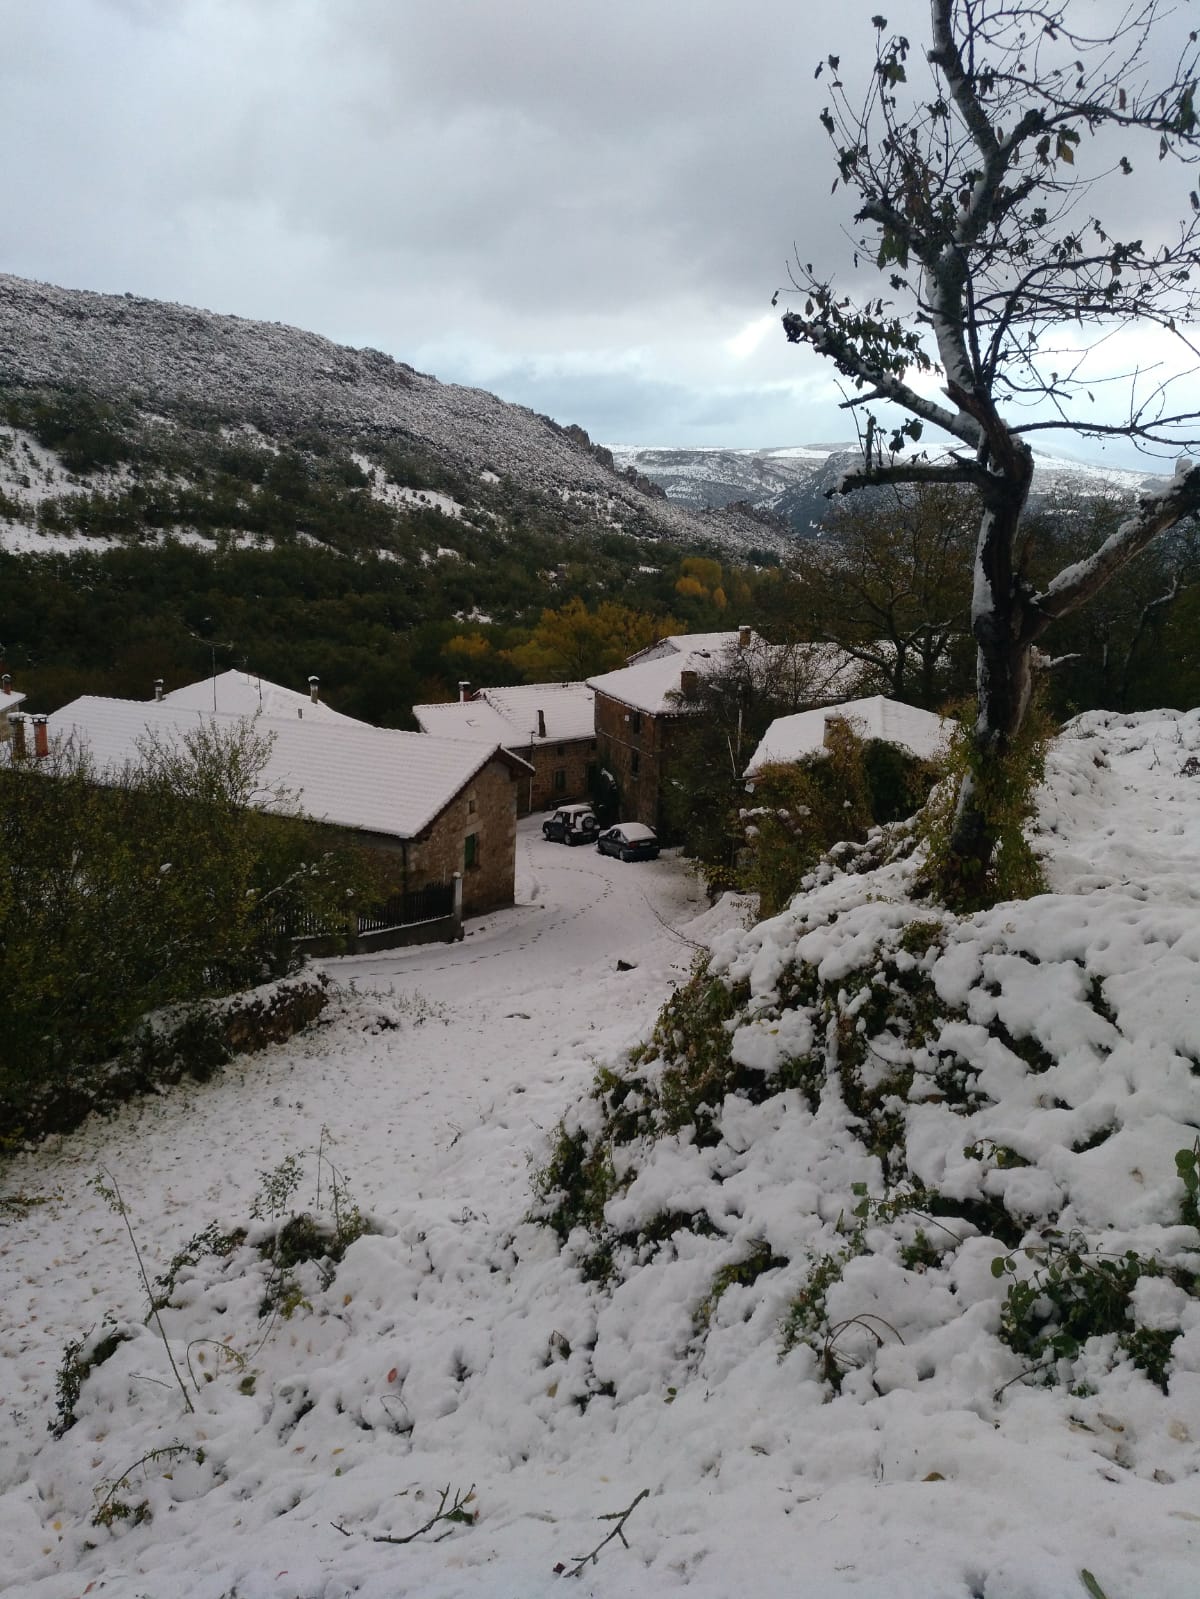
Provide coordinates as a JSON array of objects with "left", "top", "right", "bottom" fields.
[
  {"left": 608, "top": 440, "right": 1173, "bottom": 535},
  {"left": 0, "top": 273, "right": 786, "bottom": 557}
]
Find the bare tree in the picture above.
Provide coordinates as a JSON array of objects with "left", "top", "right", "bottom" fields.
[{"left": 783, "top": 0, "right": 1200, "bottom": 897}]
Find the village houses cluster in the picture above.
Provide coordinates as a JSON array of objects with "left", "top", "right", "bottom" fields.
[{"left": 2, "top": 629, "right": 948, "bottom": 945}]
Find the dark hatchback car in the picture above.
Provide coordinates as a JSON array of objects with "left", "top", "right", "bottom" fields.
[
  {"left": 596, "top": 822, "right": 660, "bottom": 862},
  {"left": 542, "top": 804, "right": 600, "bottom": 845}
]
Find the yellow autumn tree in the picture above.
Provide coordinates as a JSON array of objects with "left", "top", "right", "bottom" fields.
[{"left": 503, "top": 598, "right": 680, "bottom": 682}]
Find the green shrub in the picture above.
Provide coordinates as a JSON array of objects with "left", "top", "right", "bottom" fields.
[
  {"left": 0, "top": 725, "right": 357, "bottom": 1144},
  {"left": 993, "top": 1230, "right": 1195, "bottom": 1392},
  {"left": 921, "top": 698, "right": 1052, "bottom": 910}
]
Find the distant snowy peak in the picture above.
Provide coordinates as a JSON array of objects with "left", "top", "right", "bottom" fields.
[
  {"left": 609, "top": 441, "right": 1171, "bottom": 534},
  {"left": 0, "top": 273, "right": 788, "bottom": 556}
]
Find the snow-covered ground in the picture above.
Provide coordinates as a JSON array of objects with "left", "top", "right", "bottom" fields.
[{"left": 2, "top": 722, "right": 1200, "bottom": 1598}]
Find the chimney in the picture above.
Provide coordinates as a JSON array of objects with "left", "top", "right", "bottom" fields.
[
  {"left": 11, "top": 715, "right": 26, "bottom": 759},
  {"left": 153, "top": 677, "right": 164, "bottom": 702},
  {"left": 823, "top": 713, "right": 849, "bottom": 750},
  {"left": 33, "top": 715, "right": 49, "bottom": 759},
  {"left": 458, "top": 681, "right": 471, "bottom": 703},
  {"left": 738, "top": 624, "right": 752, "bottom": 651},
  {"left": 536, "top": 708, "right": 546, "bottom": 739},
  {"left": 1, "top": 673, "right": 11, "bottom": 696},
  {"left": 679, "top": 669, "right": 699, "bottom": 697},
  {"left": 308, "top": 675, "right": 320, "bottom": 705}
]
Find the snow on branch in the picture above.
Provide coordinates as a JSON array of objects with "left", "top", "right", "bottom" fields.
[
  {"left": 1037, "top": 458, "right": 1200, "bottom": 622},
  {"left": 827, "top": 456, "right": 985, "bottom": 499}
]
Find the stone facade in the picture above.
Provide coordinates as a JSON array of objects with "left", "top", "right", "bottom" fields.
[
  {"left": 516, "top": 735, "right": 598, "bottom": 814},
  {"left": 407, "top": 752, "right": 520, "bottom": 915},
  {"left": 593, "top": 691, "right": 681, "bottom": 835},
  {"left": 326, "top": 752, "right": 523, "bottom": 919}
]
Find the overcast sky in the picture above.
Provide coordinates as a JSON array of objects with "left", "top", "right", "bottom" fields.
[{"left": 2, "top": 0, "right": 1197, "bottom": 462}]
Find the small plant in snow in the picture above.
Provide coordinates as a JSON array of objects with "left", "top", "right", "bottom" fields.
[
  {"left": 91, "top": 1168, "right": 194, "bottom": 1415},
  {"left": 1176, "top": 1139, "right": 1200, "bottom": 1230},
  {"left": 90, "top": 1442, "right": 202, "bottom": 1530},
  {"left": 991, "top": 1229, "right": 1195, "bottom": 1393}
]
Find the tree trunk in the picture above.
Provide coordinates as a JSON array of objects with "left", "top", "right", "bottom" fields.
[{"left": 945, "top": 459, "right": 1035, "bottom": 892}]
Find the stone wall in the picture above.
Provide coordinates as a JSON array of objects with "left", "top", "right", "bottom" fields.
[
  {"left": 408, "top": 754, "right": 519, "bottom": 915},
  {"left": 523, "top": 736, "right": 598, "bottom": 814},
  {"left": 594, "top": 692, "right": 676, "bottom": 832}
]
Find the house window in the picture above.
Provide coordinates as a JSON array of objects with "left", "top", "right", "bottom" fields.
[
  {"left": 467, "top": 794, "right": 477, "bottom": 815},
  {"left": 555, "top": 743, "right": 565, "bottom": 756},
  {"left": 464, "top": 832, "right": 480, "bottom": 870},
  {"left": 553, "top": 767, "right": 567, "bottom": 792},
  {"left": 630, "top": 752, "right": 640, "bottom": 779},
  {"left": 630, "top": 711, "right": 643, "bottom": 734}
]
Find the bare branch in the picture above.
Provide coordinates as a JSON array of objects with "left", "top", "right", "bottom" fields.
[
  {"left": 828, "top": 458, "right": 986, "bottom": 498},
  {"left": 554, "top": 1489, "right": 651, "bottom": 1580},
  {"left": 1035, "top": 460, "right": 1200, "bottom": 624}
]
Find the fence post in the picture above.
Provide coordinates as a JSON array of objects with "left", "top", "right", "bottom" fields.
[{"left": 452, "top": 872, "right": 464, "bottom": 941}]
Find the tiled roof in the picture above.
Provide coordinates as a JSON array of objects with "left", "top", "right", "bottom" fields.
[
  {"left": 589, "top": 634, "right": 862, "bottom": 718},
  {"left": 46, "top": 697, "right": 529, "bottom": 839},
  {"left": 478, "top": 683, "right": 595, "bottom": 744},
  {"left": 745, "top": 695, "right": 951, "bottom": 777},
  {"left": 624, "top": 630, "right": 753, "bottom": 666},
  {"left": 412, "top": 699, "right": 514, "bottom": 744},
  {"left": 413, "top": 682, "right": 594, "bottom": 747},
  {"left": 161, "top": 670, "right": 365, "bottom": 725}
]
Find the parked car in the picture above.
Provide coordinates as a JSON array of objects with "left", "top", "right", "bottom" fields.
[
  {"left": 542, "top": 803, "right": 599, "bottom": 845},
  {"left": 596, "top": 822, "right": 660, "bottom": 862}
]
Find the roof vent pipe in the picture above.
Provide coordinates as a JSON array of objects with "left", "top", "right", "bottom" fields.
[
  {"left": 154, "top": 678, "right": 164, "bottom": 701},
  {"left": 308, "top": 675, "right": 320, "bottom": 705}
]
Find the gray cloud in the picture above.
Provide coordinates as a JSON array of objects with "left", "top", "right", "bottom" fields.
[{"left": 0, "top": 0, "right": 1194, "bottom": 457}]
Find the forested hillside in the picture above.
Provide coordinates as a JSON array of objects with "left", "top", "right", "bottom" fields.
[{"left": 0, "top": 275, "right": 790, "bottom": 717}]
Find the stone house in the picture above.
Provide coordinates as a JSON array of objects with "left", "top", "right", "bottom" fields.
[
  {"left": 413, "top": 681, "right": 597, "bottom": 815},
  {"left": 42, "top": 696, "right": 531, "bottom": 920},
  {"left": 588, "top": 629, "right": 863, "bottom": 836}
]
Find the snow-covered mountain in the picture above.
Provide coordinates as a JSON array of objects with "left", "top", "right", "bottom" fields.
[
  {"left": 0, "top": 275, "right": 788, "bottom": 557},
  {"left": 609, "top": 441, "right": 1172, "bottom": 534}
]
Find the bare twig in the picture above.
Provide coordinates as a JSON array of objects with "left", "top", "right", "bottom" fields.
[
  {"left": 555, "top": 1488, "right": 651, "bottom": 1579},
  {"left": 332, "top": 1483, "right": 477, "bottom": 1545},
  {"left": 93, "top": 1168, "right": 193, "bottom": 1414}
]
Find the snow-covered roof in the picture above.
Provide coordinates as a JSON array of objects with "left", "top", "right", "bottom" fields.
[
  {"left": 1, "top": 685, "right": 27, "bottom": 718},
  {"left": 745, "top": 695, "right": 951, "bottom": 778},
  {"left": 479, "top": 683, "right": 595, "bottom": 744},
  {"left": 412, "top": 698, "right": 514, "bottom": 745},
  {"left": 589, "top": 633, "right": 862, "bottom": 718},
  {"left": 624, "top": 629, "right": 753, "bottom": 667},
  {"left": 160, "top": 669, "right": 365, "bottom": 726},
  {"left": 45, "top": 697, "right": 531, "bottom": 839},
  {"left": 413, "top": 682, "right": 594, "bottom": 747},
  {"left": 588, "top": 634, "right": 748, "bottom": 716}
]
